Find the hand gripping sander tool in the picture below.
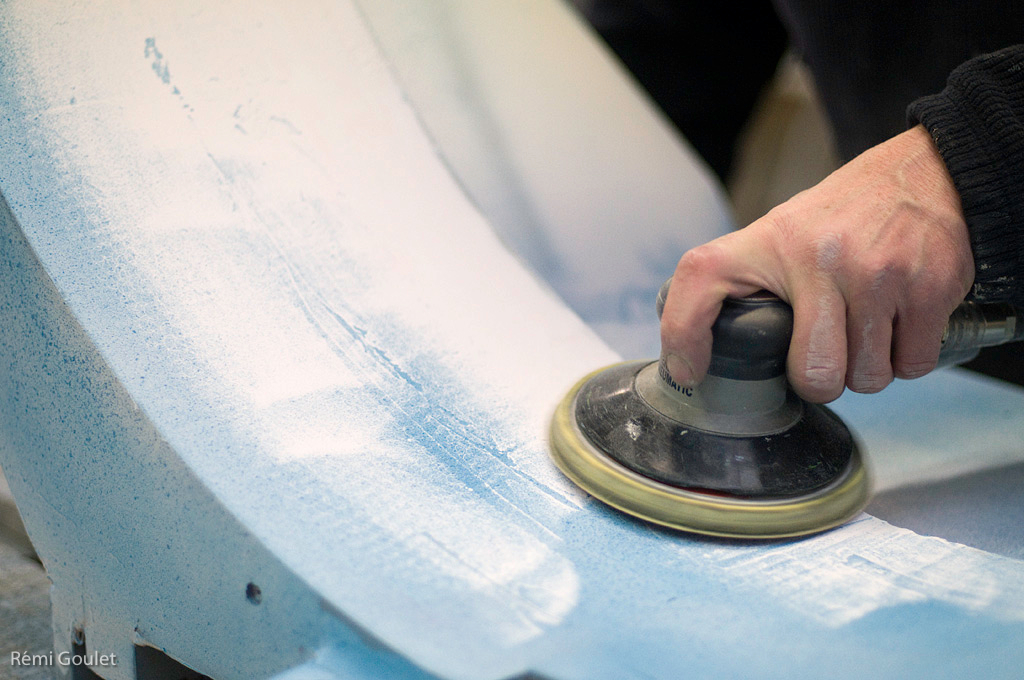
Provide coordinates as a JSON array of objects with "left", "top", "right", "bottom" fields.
[{"left": 549, "top": 281, "right": 1023, "bottom": 539}]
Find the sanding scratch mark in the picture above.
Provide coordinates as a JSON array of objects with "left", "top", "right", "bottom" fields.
[
  {"left": 318, "top": 303, "right": 423, "bottom": 392},
  {"left": 701, "top": 516, "right": 1024, "bottom": 626},
  {"left": 269, "top": 115, "right": 302, "bottom": 135},
  {"left": 246, "top": 227, "right": 575, "bottom": 520}
]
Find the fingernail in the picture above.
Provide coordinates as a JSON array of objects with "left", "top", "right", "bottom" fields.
[{"left": 665, "top": 353, "right": 695, "bottom": 386}]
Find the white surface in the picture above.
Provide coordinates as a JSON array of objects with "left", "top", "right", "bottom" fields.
[{"left": 356, "top": 0, "right": 735, "bottom": 358}]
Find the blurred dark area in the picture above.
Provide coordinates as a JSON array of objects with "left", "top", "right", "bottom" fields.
[
  {"left": 578, "top": 0, "right": 1024, "bottom": 389},
  {"left": 963, "top": 346, "right": 1024, "bottom": 387},
  {"left": 579, "top": 0, "right": 787, "bottom": 182}
]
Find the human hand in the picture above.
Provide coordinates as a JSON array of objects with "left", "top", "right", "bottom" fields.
[{"left": 660, "top": 124, "right": 974, "bottom": 403}]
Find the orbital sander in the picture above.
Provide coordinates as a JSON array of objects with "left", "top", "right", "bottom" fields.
[{"left": 550, "top": 281, "right": 1023, "bottom": 539}]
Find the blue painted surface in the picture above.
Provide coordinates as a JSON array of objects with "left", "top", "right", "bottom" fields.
[{"left": 0, "top": 3, "right": 1022, "bottom": 680}]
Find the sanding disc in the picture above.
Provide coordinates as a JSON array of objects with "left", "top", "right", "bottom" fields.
[{"left": 549, "top": 363, "right": 871, "bottom": 539}]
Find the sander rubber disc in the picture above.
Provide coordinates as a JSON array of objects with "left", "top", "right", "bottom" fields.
[{"left": 549, "top": 364, "right": 871, "bottom": 539}]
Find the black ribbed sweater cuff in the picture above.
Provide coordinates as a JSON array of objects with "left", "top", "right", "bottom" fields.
[{"left": 908, "top": 45, "right": 1024, "bottom": 305}]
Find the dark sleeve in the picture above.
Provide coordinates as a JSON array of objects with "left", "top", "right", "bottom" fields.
[{"left": 908, "top": 45, "right": 1024, "bottom": 306}]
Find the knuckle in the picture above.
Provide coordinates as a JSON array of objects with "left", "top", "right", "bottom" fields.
[
  {"left": 761, "top": 203, "right": 798, "bottom": 239},
  {"left": 859, "top": 257, "right": 899, "bottom": 292},
  {"left": 676, "top": 242, "right": 728, "bottom": 279},
  {"left": 848, "top": 255, "right": 907, "bottom": 304},
  {"left": 809, "top": 232, "right": 845, "bottom": 276}
]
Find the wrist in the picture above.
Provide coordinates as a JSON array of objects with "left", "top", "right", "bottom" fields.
[{"left": 898, "top": 124, "right": 966, "bottom": 228}]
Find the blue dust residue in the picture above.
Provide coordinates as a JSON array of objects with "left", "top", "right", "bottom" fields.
[
  {"left": 144, "top": 37, "right": 171, "bottom": 84},
  {"left": 145, "top": 37, "right": 193, "bottom": 114}
]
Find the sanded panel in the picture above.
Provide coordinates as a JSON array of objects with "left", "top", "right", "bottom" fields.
[{"left": 0, "top": 2, "right": 1020, "bottom": 679}]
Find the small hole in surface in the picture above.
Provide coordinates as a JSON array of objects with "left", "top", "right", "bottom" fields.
[{"left": 245, "top": 582, "right": 262, "bottom": 605}]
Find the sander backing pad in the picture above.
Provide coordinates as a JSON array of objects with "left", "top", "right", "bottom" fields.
[{"left": 549, "top": 360, "right": 869, "bottom": 538}]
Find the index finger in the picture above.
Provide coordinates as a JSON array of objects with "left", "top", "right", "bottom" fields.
[{"left": 660, "top": 235, "right": 770, "bottom": 386}]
